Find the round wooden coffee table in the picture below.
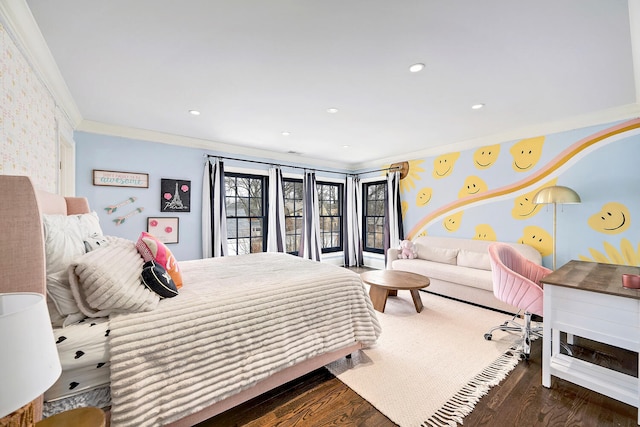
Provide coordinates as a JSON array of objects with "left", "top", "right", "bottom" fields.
[{"left": 361, "top": 270, "right": 430, "bottom": 313}]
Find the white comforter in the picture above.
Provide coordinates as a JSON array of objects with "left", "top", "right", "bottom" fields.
[{"left": 108, "top": 252, "right": 380, "bottom": 426}]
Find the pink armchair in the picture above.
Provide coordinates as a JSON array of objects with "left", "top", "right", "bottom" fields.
[{"left": 484, "top": 243, "right": 552, "bottom": 359}]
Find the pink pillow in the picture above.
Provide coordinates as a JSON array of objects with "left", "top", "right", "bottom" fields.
[{"left": 136, "top": 232, "right": 183, "bottom": 289}]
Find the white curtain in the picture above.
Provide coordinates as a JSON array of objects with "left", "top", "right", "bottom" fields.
[
  {"left": 343, "top": 175, "right": 363, "bottom": 267},
  {"left": 384, "top": 170, "right": 403, "bottom": 262},
  {"left": 201, "top": 159, "right": 213, "bottom": 258},
  {"left": 299, "top": 171, "right": 322, "bottom": 261},
  {"left": 201, "top": 158, "right": 228, "bottom": 258},
  {"left": 267, "top": 167, "right": 286, "bottom": 252}
]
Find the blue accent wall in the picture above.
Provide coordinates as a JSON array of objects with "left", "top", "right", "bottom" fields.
[
  {"left": 75, "top": 131, "right": 348, "bottom": 261},
  {"left": 395, "top": 119, "right": 640, "bottom": 268}
]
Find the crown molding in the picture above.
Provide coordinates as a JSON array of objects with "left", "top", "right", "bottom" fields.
[
  {"left": 0, "top": 0, "right": 82, "bottom": 127},
  {"left": 353, "top": 103, "right": 640, "bottom": 171},
  {"left": 77, "top": 119, "right": 354, "bottom": 172}
]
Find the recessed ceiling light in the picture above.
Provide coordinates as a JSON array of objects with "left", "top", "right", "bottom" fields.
[
  {"left": 189, "top": 109, "right": 201, "bottom": 116},
  {"left": 409, "top": 63, "right": 425, "bottom": 73},
  {"left": 343, "top": 145, "right": 349, "bottom": 149},
  {"left": 471, "top": 104, "right": 485, "bottom": 110},
  {"left": 326, "top": 108, "right": 339, "bottom": 114},
  {"left": 281, "top": 131, "right": 291, "bottom": 136}
]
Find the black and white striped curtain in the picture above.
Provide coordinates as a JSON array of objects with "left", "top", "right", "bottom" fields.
[
  {"left": 267, "top": 167, "right": 286, "bottom": 252},
  {"left": 298, "top": 171, "right": 322, "bottom": 261},
  {"left": 383, "top": 170, "right": 403, "bottom": 263},
  {"left": 343, "top": 175, "right": 363, "bottom": 267},
  {"left": 201, "top": 158, "right": 228, "bottom": 258}
]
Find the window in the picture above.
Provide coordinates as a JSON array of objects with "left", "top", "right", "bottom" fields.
[
  {"left": 283, "top": 179, "right": 303, "bottom": 253},
  {"left": 317, "top": 182, "right": 343, "bottom": 253},
  {"left": 363, "top": 181, "right": 386, "bottom": 253},
  {"left": 224, "top": 173, "right": 267, "bottom": 255},
  {"left": 283, "top": 179, "right": 343, "bottom": 254}
]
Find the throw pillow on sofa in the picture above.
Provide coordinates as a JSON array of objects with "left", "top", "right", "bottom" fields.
[{"left": 417, "top": 246, "right": 459, "bottom": 264}]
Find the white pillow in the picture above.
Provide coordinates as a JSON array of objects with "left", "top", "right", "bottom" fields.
[
  {"left": 416, "top": 246, "right": 459, "bottom": 264},
  {"left": 43, "top": 212, "right": 103, "bottom": 326},
  {"left": 457, "top": 249, "right": 492, "bottom": 271}
]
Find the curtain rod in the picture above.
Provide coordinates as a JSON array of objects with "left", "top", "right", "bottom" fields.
[{"left": 205, "top": 154, "right": 400, "bottom": 176}]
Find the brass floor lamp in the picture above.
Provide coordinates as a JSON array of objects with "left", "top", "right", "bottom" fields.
[{"left": 532, "top": 185, "right": 581, "bottom": 270}]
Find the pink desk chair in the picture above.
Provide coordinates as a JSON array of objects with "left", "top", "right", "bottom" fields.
[{"left": 484, "top": 243, "right": 551, "bottom": 359}]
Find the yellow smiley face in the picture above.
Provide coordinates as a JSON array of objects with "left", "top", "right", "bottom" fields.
[
  {"left": 416, "top": 187, "right": 433, "bottom": 207},
  {"left": 510, "top": 136, "right": 545, "bottom": 172},
  {"left": 432, "top": 152, "right": 461, "bottom": 179},
  {"left": 588, "top": 202, "right": 631, "bottom": 235},
  {"left": 473, "top": 224, "right": 496, "bottom": 241},
  {"left": 518, "top": 225, "right": 552, "bottom": 257},
  {"left": 443, "top": 211, "right": 464, "bottom": 232},
  {"left": 458, "top": 175, "right": 488, "bottom": 198},
  {"left": 511, "top": 179, "right": 558, "bottom": 220},
  {"left": 473, "top": 144, "right": 501, "bottom": 170}
]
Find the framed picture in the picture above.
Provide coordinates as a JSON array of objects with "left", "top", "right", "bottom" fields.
[
  {"left": 147, "top": 217, "right": 179, "bottom": 244},
  {"left": 93, "top": 169, "right": 149, "bottom": 188},
  {"left": 161, "top": 179, "right": 191, "bottom": 212}
]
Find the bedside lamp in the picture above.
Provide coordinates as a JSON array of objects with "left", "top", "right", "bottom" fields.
[
  {"left": 0, "top": 293, "right": 61, "bottom": 425},
  {"left": 532, "top": 185, "right": 581, "bottom": 270}
]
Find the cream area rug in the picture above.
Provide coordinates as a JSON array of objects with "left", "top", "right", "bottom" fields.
[{"left": 326, "top": 288, "right": 524, "bottom": 427}]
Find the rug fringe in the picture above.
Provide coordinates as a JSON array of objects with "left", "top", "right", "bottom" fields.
[{"left": 420, "top": 347, "right": 521, "bottom": 427}]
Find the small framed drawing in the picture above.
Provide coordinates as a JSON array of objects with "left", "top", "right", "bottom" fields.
[
  {"left": 147, "top": 217, "right": 179, "bottom": 244},
  {"left": 161, "top": 179, "right": 191, "bottom": 212}
]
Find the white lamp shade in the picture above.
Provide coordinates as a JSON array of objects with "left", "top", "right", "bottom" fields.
[{"left": 0, "top": 293, "right": 62, "bottom": 418}]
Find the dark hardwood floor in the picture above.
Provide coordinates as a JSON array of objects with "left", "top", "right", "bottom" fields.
[{"left": 199, "top": 326, "right": 638, "bottom": 427}]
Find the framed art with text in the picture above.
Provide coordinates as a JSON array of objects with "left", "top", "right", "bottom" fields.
[
  {"left": 161, "top": 179, "right": 191, "bottom": 212},
  {"left": 93, "top": 169, "right": 149, "bottom": 188},
  {"left": 147, "top": 217, "right": 179, "bottom": 244}
]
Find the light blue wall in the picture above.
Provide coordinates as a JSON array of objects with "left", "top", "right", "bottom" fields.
[
  {"left": 77, "top": 117, "right": 640, "bottom": 269},
  {"left": 76, "top": 133, "right": 204, "bottom": 260},
  {"left": 74, "top": 131, "right": 349, "bottom": 261}
]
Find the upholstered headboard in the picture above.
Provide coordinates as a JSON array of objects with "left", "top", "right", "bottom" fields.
[
  {"left": 0, "top": 175, "right": 90, "bottom": 296},
  {"left": 0, "top": 175, "right": 90, "bottom": 420}
]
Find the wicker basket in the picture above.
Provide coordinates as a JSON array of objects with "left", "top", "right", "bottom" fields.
[{"left": 0, "top": 402, "right": 34, "bottom": 427}]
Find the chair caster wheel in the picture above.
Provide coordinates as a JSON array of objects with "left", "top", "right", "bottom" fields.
[{"left": 484, "top": 333, "right": 492, "bottom": 341}]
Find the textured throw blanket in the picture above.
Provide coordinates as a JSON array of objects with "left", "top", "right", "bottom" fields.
[
  {"left": 108, "top": 253, "right": 380, "bottom": 427},
  {"left": 69, "top": 237, "right": 159, "bottom": 318}
]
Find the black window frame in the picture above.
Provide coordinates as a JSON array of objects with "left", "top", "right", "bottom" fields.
[
  {"left": 317, "top": 181, "right": 343, "bottom": 253},
  {"left": 224, "top": 172, "right": 267, "bottom": 255},
  {"left": 362, "top": 180, "right": 386, "bottom": 254},
  {"left": 283, "top": 178, "right": 304, "bottom": 254},
  {"left": 283, "top": 178, "right": 343, "bottom": 254}
]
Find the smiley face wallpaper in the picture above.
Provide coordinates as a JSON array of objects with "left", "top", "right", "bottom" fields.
[
  {"left": 473, "top": 144, "right": 500, "bottom": 170},
  {"left": 394, "top": 118, "right": 640, "bottom": 268}
]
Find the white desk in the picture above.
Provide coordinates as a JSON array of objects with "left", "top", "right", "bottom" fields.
[{"left": 541, "top": 260, "right": 640, "bottom": 424}]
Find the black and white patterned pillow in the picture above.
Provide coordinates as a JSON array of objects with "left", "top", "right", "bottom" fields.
[
  {"left": 84, "top": 233, "right": 109, "bottom": 252},
  {"left": 141, "top": 260, "right": 179, "bottom": 298}
]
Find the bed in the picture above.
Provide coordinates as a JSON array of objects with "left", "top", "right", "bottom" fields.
[{"left": 0, "top": 175, "right": 381, "bottom": 427}]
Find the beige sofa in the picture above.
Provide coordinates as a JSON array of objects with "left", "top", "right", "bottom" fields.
[{"left": 387, "top": 235, "right": 543, "bottom": 313}]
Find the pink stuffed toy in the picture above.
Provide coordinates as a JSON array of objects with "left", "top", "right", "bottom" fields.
[{"left": 398, "top": 240, "right": 417, "bottom": 259}]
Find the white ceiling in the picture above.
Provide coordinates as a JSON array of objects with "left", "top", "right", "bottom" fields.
[{"left": 16, "top": 0, "right": 640, "bottom": 169}]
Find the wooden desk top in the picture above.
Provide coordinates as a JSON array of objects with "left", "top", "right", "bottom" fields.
[
  {"left": 360, "top": 269, "right": 430, "bottom": 290},
  {"left": 541, "top": 260, "right": 640, "bottom": 300}
]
